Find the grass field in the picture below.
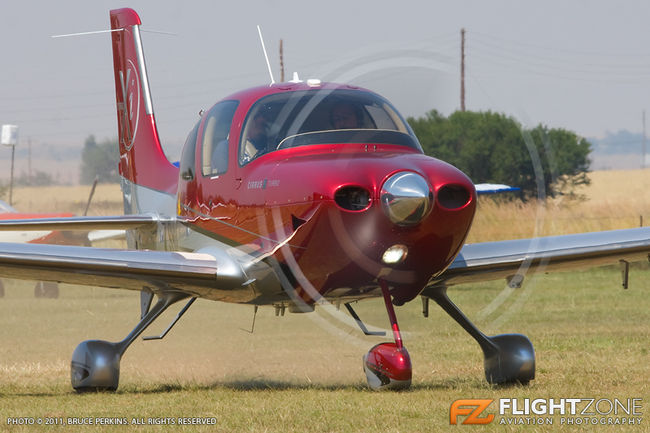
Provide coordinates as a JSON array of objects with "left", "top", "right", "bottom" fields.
[
  {"left": 0, "top": 170, "right": 649, "bottom": 432},
  {"left": 9, "top": 184, "right": 124, "bottom": 216},
  {"left": 468, "top": 169, "right": 650, "bottom": 242}
]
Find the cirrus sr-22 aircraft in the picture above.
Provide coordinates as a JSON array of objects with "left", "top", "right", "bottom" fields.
[{"left": 1, "top": 8, "right": 649, "bottom": 392}]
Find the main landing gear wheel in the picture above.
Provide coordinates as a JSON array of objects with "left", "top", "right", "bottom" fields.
[
  {"left": 71, "top": 340, "right": 121, "bottom": 391},
  {"left": 427, "top": 287, "right": 535, "bottom": 385},
  {"left": 483, "top": 334, "right": 535, "bottom": 385},
  {"left": 70, "top": 292, "right": 191, "bottom": 392},
  {"left": 363, "top": 280, "right": 412, "bottom": 391}
]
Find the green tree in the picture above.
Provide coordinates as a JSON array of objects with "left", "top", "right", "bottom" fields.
[
  {"left": 408, "top": 110, "right": 591, "bottom": 199},
  {"left": 80, "top": 135, "right": 120, "bottom": 184},
  {"left": 16, "top": 170, "right": 56, "bottom": 186}
]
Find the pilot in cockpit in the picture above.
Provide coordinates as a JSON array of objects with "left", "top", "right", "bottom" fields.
[
  {"left": 242, "top": 109, "right": 272, "bottom": 161},
  {"left": 330, "top": 102, "right": 361, "bottom": 129}
]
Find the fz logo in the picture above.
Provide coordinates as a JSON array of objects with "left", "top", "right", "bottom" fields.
[
  {"left": 450, "top": 399, "right": 495, "bottom": 425},
  {"left": 118, "top": 60, "right": 140, "bottom": 151}
]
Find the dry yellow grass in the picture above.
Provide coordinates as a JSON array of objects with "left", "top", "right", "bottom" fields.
[
  {"left": 9, "top": 184, "right": 124, "bottom": 216},
  {"left": 468, "top": 168, "right": 650, "bottom": 242}
]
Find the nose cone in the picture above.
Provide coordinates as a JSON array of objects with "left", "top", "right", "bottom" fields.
[{"left": 380, "top": 172, "right": 433, "bottom": 226}]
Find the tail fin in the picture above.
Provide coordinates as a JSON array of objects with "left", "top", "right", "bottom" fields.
[{"left": 109, "top": 9, "right": 178, "bottom": 212}]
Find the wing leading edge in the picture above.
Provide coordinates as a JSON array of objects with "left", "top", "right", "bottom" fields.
[
  {"left": 0, "top": 242, "right": 255, "bottom": 303},
  {"left": 425, "top": 227, "right": 650, "bottom": 291},
  {"left": 0, "top": 214, "right": 167, "bottom": 231}
]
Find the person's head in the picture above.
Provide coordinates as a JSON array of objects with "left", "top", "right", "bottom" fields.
[
  {"left": 248, "top": 110, "right": 270, "bottom": 141},
  {"left": 330, "top": 103, "right": 360, "bottom": 129}
]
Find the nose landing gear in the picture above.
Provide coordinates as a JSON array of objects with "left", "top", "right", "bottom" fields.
[
  {"left": 360, "top": 283, "right": 535, "bottom": 390},
  {"left": 363, "top": 280, "right": 412, "bottom": 390}
]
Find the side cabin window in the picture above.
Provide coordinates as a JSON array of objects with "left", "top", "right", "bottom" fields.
[
  {"left": 179, "top": 120, "right": 200, "bottom": 181},
  {"left": 238, "top": 89, "right": 422, "bottom": 165},
  {"left": 200, "top": 100, "right": 239, "bottom": 177}
]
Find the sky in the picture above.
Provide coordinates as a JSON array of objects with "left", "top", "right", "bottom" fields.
[{"left": 2, "top": 0, "right": 650, "bottom": 164}]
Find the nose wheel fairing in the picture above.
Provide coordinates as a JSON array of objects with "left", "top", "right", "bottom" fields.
[
  {"left": 363, "top": 343, "right": 412, "bottom": 390},
  {"left": 363, "top": 280, "right": 412, "bottom": 390}
]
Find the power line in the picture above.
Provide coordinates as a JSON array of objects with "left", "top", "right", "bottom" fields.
[
  {"left": 469, "top": 42, "right": 650, "bottom": 77},
  {"left": 472, "top": 30, "right": 650, "bottom": 60}
]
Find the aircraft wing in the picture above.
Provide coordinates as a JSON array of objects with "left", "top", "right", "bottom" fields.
[
  {"left": 475, "top": 183, "right": 521, "bottom": 195},
  {"left": 424, "top": 227, "right": 650, "bottom": 291},
  {"left": 0, "top": 214, "right": 167, "bottom": 231},
  {"left": 1, "top": 215, "right": 648, "bottom": 300},
  {"left": 0, "top": 214, "right": 169, "bottom": 245},
  {"left": 0, "top": 241, "right": 253, "bottom": 303}
]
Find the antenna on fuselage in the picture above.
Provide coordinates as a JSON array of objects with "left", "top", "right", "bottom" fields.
[{"left": 256, "top": 25, "right": 275, "bottom": 84}]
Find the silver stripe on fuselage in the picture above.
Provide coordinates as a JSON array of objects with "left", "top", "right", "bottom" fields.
[{"left": 132, "top": 25, "right": 153, "bottom": 115}]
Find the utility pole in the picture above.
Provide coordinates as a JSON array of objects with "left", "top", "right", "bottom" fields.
[
  {"left": 279, "top": 39, "right": 285, "bottom": 82},
  {"left": 1, "top": 125, "right": 18, "bottom": 206},
  {"left": 28, "top": 137, "right": 32, "bottom": 180},
  {"left": 460, "top": 28, "right": 466, "bottom": 112},
  {"left": 9, "top": 144, "right": 15, "bottom": 205}
]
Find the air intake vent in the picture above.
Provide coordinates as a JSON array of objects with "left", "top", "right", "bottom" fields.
[
  {"left": 334, "top": 186, "right": 371, "bottom": 211},
  {"left": 437, "top": 185, "right": 471, "bottom": 210}
]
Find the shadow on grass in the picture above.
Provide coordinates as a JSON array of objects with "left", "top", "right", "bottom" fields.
[
  {"left": 122, "top": 380, "right": 367, "bottom": 394},
  {"left": 1, "top": 376, "right": 532, "bottom": 396},
  {"left": 111, "top": 375, "right": 529, "bottom": 394}
]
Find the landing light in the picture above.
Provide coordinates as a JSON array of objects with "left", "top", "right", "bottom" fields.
[{"left": 382, "top": 244, "right": 408, "bottom": 264}]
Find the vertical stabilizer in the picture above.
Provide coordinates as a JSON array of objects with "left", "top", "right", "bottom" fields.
[{"left": 109, "top": 8, "right": 178, "bottom": 213}]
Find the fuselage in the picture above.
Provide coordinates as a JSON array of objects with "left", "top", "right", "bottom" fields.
[{"left": 173, "top": 82, "right": 477, "bottom": 306}]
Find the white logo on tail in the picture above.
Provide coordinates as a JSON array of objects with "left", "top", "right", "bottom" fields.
[{"left": 118, "top": 60, "right": 140, "bottom": 151}]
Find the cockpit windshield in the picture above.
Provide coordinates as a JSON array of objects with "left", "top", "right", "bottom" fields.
[{"left": 239, "top": 89, "right": 422, "bottom": 165}]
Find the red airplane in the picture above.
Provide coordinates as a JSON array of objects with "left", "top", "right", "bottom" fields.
[
  {"left": 0, "top": 200, "right": 82, "bottom": 298},
  {"left": 0, "top": 8, "right": 648, "bottom": 392},
  {"left": 0, "top": 200, "right": 76, "bottom": 245},
  {"left": 0, "top": 181, "right": 114, "bottom": 298}
]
